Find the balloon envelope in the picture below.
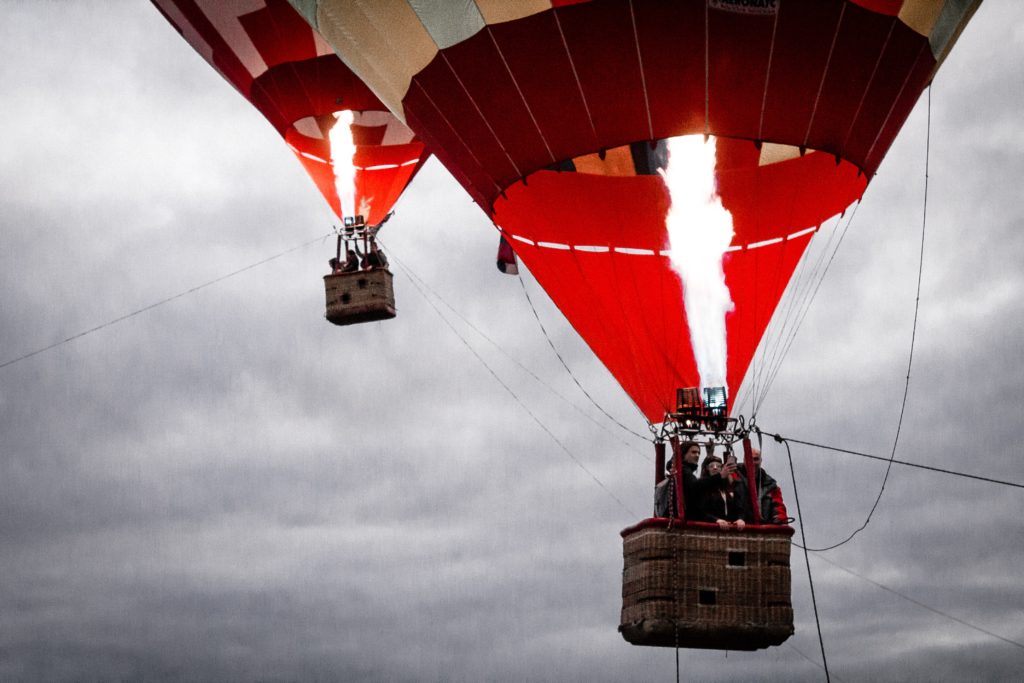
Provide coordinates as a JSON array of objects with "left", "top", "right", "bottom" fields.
[
  {"left": 300, "top": 0, "right": 977, "bottom": 421},
  {"left": 153, "top": 0, "right": 429, "bottom": 225}
]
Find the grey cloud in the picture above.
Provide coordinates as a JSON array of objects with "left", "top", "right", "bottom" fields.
[{"left": 1, "top": 2, "right": 1022, "bottom": 682}]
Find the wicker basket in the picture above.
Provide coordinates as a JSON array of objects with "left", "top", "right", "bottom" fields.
[
  {"left": 619, "top": 521, "right": 794, "bottom": 650},
  {"left": 324, "top": 269, "right": 396, "bottom": 326}
]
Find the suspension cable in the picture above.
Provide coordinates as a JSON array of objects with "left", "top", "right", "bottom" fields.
[
  {"left": 756, "top": 202, "right": 862, "bottom": 412},
  {"left": 383, "top": 239, "right": 650, "bottom": 461},
  {"left": 764, "top": 433, "right": 1024, "bottom": 491},
  {"left": 815, "top": 554, "right": 1024, "bottom": 651},
  {"left": 783, "top": 438, "right": 831, "bottom": 682},
  {"left": 788, "top": 642, "right": 847, "bottom": 683},
  {"left": 0, "top": 233, "right": 330, "bottom": 372},
  {"left": 516, "top": 272, "right": 652, "bottom": 442},
  {"left": 762, "top": 86, "right": 935, "bottom": 552},
  {"left": 750, "top": 209, "right": 849, "bottom": 413},
  {"left": 388, "top": 249, "right": 638, "bottom": 518}
]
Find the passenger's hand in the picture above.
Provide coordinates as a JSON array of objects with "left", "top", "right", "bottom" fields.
[
  {"left": 734, "top": 519, "right": 746, "bottom": 530},
  {"left": 716, "top": 519, "right": 729, "bottom": 529}
]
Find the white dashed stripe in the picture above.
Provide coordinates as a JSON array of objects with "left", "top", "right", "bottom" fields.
[
  {"left": 290, "top": 144, "right": 420, "bottom": 170},
  {"left": 499, "top": 225, "right": 818, "bottom": 254},
  {"left": 787, "top": 226, "right": 817, "bottom": 240},
  {"left": 747, "top": 237, "right": 784, "bottom": 249}
]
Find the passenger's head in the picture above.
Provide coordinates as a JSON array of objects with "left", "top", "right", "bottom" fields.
[
  {"left": 680, "top": 441, "right": 701, "bottom": 466},
  {"left": 746, "top": 447, "right": 763, "bottom": 469},
  {"left": 701, "top": 454, "right": 723, "bottom": 478}
]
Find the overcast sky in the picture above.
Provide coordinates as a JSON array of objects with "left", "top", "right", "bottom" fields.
[{"left": 1, "top": 2, "right": 1022, "bottom": 682}]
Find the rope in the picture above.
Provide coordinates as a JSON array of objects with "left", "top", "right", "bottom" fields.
[
  {"left": 783, "top": 439, "right": 831, "bottom": 682},
  {"left": 739, "top": 184, "right": 861, "bottom": 416},
  {"left": 0, "top": 233, "right": 329, "bottom": 372},
  {"left": 764, "top": 86, "right": 935, "bottom": 553},
  {"left": 765, "top": 434, "right": 1024, "bottom": 491},
  {"left": 384, "top": 241, "right": 650, "bottom": 460},
  {"left": 516, "top": 273, "right": 652, "bottom": 442},
  {"left": 755, "top": 203, "right": 861, "bottom": 411},
  {"left": 787, "top": 642, "right": 846, "bottom": 683},
  {"left": 388, "top": 250, "right": 638, "bottom": 518},
  {"left": 815, "top": 555, "right": 1024, "bottom": 651}
]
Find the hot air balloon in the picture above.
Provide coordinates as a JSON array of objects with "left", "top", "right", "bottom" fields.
[
  {"left": 153, "top": 0, "right": 431, "bottom": 325},
  {"left": 290, "top": 0, "right": 980, "bottom": 650}
]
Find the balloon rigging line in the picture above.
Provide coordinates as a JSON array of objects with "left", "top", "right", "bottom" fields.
[
  {"left": 787, "top": 643, "right": 847, "bottom": 683},
  {"left": 581, "top": 233, "right": 660, "bottom": 429},
  {"left": 738, "top": 211, "right": 835, "bottom": 414},
  {"left": 749, "top": 200, "right": 861, "bottom": 416},
  {"left": 386, "top": 249, "right": 638, "bottom": 518},
  {"left": 814, "top": 554, "right": 1024, "bottom": 651},
  {"left": 379, "top": 239, "right": 650, "bottom": 461},
  {"left": 515, "top": 271, "right": 653, "bottom": 443},
  {"left": 748, "top": 171, "right": 820, "bottom": 412},
  {"left": 757, "top": 201, "right": 861, "bottom": 410},
  {"left": 738, "top": 165, "right": 857, "bottom": 416},
  {"left": 773, "top": 442, "right": 1019, "bottom": 668},
  {"left": 784, "top": 438, "right": 832, "bottom": 682},
  {"left": 0, "top": 233, "right": 330, "bottom": 373},
  {"left": 784, "top": 86, "right": 933, "bottom": 553},
  {"left": 747, "top": 188, "right": 862, "bottom": 416},
  {"left": 762, "top": 432, "right": 1024, "bottom": 491}
]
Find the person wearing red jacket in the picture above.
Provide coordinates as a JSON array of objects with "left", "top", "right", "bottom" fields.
[{"left": 734, "top": 447, "right": 789, "bottom": 525}]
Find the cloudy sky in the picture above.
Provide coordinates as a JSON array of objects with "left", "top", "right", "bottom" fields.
[{"left": 1, "top": 2, "right": 1022, "bottom": 681}]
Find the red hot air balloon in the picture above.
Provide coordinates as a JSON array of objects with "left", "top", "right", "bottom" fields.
[
  {"left": 298, "top": 0, "right": 978, "bottom": 420},
  {"left": 152, "top": 0, "right": 429, "bottom": 228},
  {"left": 289, "top": 0, "right": 981, "bottom": 651},
  {"left": 153, "top": 0, "right": 432, "bottom": 325}
]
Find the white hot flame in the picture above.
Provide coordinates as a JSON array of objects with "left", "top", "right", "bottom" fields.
[
  {"left": 329, "top": 110, "right": 357, "bottom": 220},
  {"left": 660, "top": 135, "right": 735, "bottom": 395}
]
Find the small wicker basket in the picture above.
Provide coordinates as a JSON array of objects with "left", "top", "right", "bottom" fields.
[
  {"left": 619, "top": 520, "right": 794, "bottom": 650},
  {"left": 324, "top": 269, "right": 396, "bottom": 326}
]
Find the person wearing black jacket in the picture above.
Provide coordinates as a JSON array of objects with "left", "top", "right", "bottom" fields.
[
  {"left": 654, "top": 441, "right": 716, "bottom": 520},
  {"left": 699, "top": 454, "right": 745, "bottom": 529}
]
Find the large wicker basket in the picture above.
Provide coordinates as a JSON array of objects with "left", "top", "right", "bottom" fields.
[
  {"left": 324, "top": 269, "right": 396, "bottom": 326},
  {"left": 619, "top": 520, "right": 794, "bottom": 650}
]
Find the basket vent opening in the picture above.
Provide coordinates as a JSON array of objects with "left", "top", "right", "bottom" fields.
[
  {"left": 698, "top": 590, "right": 717, "bottom": 606},
  {"left": 728, "top": 551, "right": 746, "bottom": 567}
]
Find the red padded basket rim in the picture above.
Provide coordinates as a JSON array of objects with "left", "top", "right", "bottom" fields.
[{"left": 621, "top": 517, "right": 794, "bottom": 538}]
